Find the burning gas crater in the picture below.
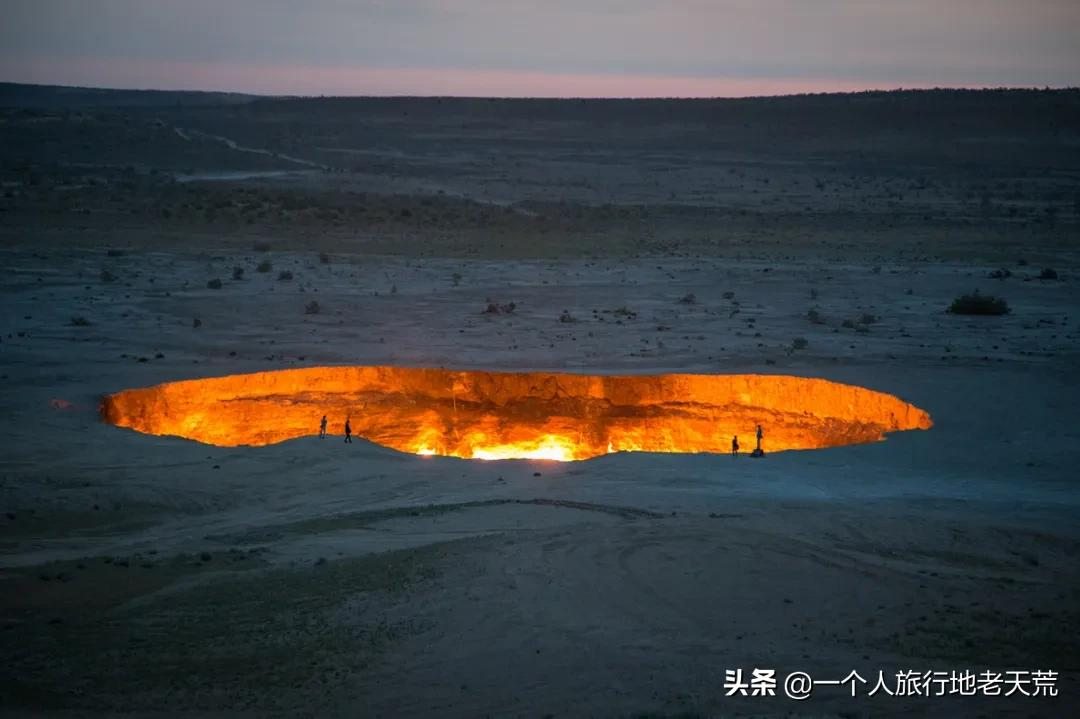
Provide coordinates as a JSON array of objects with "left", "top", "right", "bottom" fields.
[{"left": 101, "top": 367, "right": 931, "bottom": 461}]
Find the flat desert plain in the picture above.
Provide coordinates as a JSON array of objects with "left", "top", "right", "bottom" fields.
[{"left": 1, "top": 86, "right": 1079, "bottom": 717}]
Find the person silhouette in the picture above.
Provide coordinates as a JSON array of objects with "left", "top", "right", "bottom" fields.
[
  {"left": 731, "top": 435, "right": 739, "bottom": 457},
  {"left": 319, "top": 415, "right": 327, "bottom": 439},
  {"left": 344, "top": 417, "right": 352, "bottom": 443},
  {"left": 752, "top": 424, "right": 765, "bottom": 458}
]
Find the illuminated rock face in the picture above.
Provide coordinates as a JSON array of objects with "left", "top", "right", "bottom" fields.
[{"left": 101, "top": 367, "right": 932, "bottom": 460}]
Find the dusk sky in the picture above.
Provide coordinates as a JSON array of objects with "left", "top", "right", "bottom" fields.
[{"left": 3, "top": 0, "right": 1078, "bottom": 97}]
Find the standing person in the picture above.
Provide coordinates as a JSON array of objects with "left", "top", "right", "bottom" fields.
[
  {"left": 751, "top": 424, "right": 765, "bottom": 458},
  {"left": 731, "top": 435, "right": 739, "bottom": 458},
  {"left": 344, "top": 417, "right": 353, "bottom": 443},
  {"left": 319, "top": 415, "right": 328, "bottom": 439}
]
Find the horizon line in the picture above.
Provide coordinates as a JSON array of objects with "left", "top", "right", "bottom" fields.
[{"left": 4, "top": 78, "right": 1078, "bottom": 103}]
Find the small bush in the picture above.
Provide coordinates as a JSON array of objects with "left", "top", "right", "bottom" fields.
[
  {"left": 452, "top": 272, "right": 463, "bottom": 287},
  {"left": 841, "top": 319, "right": 856, "bottom": 329},
  {"left": 721, "top": 291, "right": 735, "bottom": 300},
  {"left": 100, "top": 269, "right": 117, "bottom": 283},
  {"left": 948, "top": 291, "right": 1009, "bottom": 316},
  {"left": 1039, "top": 268, "right": 1058, "bottom": 280},
  {"left": 319, "top": 252, "right": 331, "bottom": 264},
  {"left": 70, "top": 316, "right": 92, "bottom": 326},
  {"left": 207, "top": 278, "right": 222, "bottom": 290},
  {"left": 559, "top": 310, "right": 576, "bottom": 323},
  {"left": 677, "top": 292, "right": 697, "bottom": 305},
  {"left": 304, "top": 300, "right": 321, "bottom": 315},
  {"left": 791, "top": 337, "right": 809, "bottom": 350},
  {"left": 859, "top": 313, "right": 878, "bottom": 325},
  {"left": 232, "top": 266, "right": 244, "bottom": 280},
  {"left": 253, "top": 240, "right": 271, "bottom": 252},
  {"left": 988, "top": 268, "right": 1011, "bottom": 280},
  {"left": 278, "top": 270, "right": 293, "bottom": 281},
  {"left": 483, "top": 301, "right": 516, "bottom": 315},
  {"left": 256, "top": 260, "right": 272, "bottom": 273},
  {"left": 806, "top": 308, "right": 826, "bottom": 325}
]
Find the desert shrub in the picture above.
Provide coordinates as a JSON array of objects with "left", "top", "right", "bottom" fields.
[
  {"left": 483, "top": 301, "right": 516, "bottom": 315},
  {"left": 677, "top": 292, "right": 697, "bottom": 304},
  {"left": 100, "top": 269, "right": 117, "bottom": 283},
  {"left": 319, "top": 252, "right": 331, "bottom": 264},
  {"left": 841, "top": 319, "right": 856, "bottom": 329},
  {"left": 452, "top": 272, "right": 463, "bottom": 286},
  {"left": 1039, "top": 268, "right": 1058, "bottom": 280},
  {"left": 193, "top": 318, "right": 202, "bottom": 328},
  {"left": 791, "top": 337, "right": 809, "bottom": 350},
  {"left": 232, "top": 266, "right": 244, "bottom": 280},
  {"left": 722, "top": 291, "right": 735, "bottom": 300},
  {"left": 806, "top": 308, "right": 826, "bottom": 325},
  {"left": 304, "top": 300, "right": 321, "bottom": 315},
  {"left": 207, "top": 278, "right": 222, "bottom": 290},
  {"left": 106, "top": 248, "right": 125, "bottom": 257},
  {"left": 70, "top": 316, "right": 92, "bottom": 326},
  {"left": 253, "top": 240, "right": 271, "bottom": 252},
  {"left": 859, "top": 313, "right": 878, "bottom": 325},
  {"left": 988, "top": 268, "right": 1012, "bottom": 280},
  {"left": 948, "top": 291, "right": 1009, "bottom": 316},
  {"left": 559, "top": 310, "right": 576, "bottom": 323},
  {"left": 256, "top": 260, "right": 272, "bottom": 273},
  {"left": 278, "top": 270, "right": 293, "bottom": 281}
]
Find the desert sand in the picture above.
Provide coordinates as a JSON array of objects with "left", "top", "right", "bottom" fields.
[{"left": 1, "top": 86, "right": 1079, "bottom": 717}]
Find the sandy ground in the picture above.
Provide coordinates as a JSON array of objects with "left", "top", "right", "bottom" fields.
[
  {"left": 2, "top": 242, "right": 1079, "bottom": 717},
  {"left": 2, "top": 88, "right": 1079, "bottom": 717}
]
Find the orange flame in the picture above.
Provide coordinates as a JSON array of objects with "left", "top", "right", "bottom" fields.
[{"left": 101, "top": 367, "right": 932, "bottom": 460}]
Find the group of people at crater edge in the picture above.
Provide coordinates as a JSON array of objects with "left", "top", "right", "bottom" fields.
[
  {"left": 318, "top": 414, "right": 351, "bottom": 443},
  {"left": 731, "top": 424, "right": 765, "bottom": 458},
  {"left": 320, "top": 414, "right": 764, "bottom": 458}
]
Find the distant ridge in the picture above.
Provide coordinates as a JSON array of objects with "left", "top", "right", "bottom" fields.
[
  {"left": 0, "top": 82, "right": 259, "bottom": 108},
  {"left": 1, "top": 80, "right": 1077, "bottom": 109}
]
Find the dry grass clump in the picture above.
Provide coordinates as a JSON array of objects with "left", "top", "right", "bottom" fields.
[
  {"left": 483, "top": 301, "right": 516, "bottom": 315},
  {"left": 948, "top": 291, "right": 1009, "bottom": 316}
]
